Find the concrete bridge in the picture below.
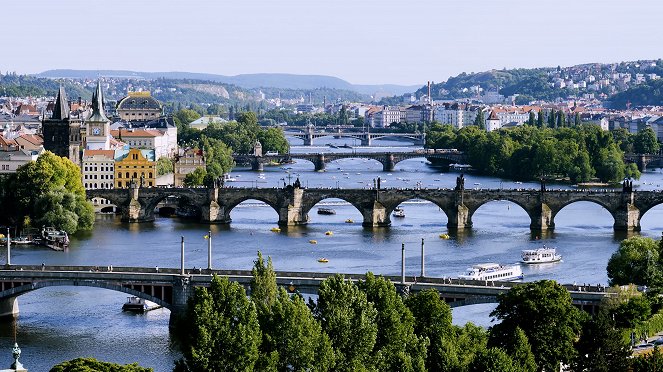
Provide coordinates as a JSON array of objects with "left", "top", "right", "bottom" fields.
[
  {"left": 0, "top": 265, "right": 611, "bottom": 324},
  {"left": 625, "top": 153, "right": 663, "bottom": 171},
  {"left": 233, "top": 149, "right": 467, "bottom": 172},
  {"left": 283, "top": 126, "right": 426, "bottom": 146},
  {"left": 86, "top": 181, "right": 659, "bottom": 231}
]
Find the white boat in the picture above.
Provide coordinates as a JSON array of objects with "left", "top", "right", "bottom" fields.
[
  {"left": 40, "top": 227, "right": 69, "bottom": 251},
  {"left": 10, "top": 236, "right": 34, "bottom": 245},
  {"left": 393, "top": 207, "right": 405, "bottom": 218},
  {"left": 458, "top": 263, "right": 523, "bottom": 281},
  {"left": 521, "top": 246, "right": 562, "bottom": 264},
  {"left": 122, "top": 296, "right": 148, "bottom": 313}
]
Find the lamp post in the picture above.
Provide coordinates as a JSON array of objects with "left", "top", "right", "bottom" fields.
[
  {"left": 180, "top": 236, "right": 185, "bottom": 276},
  {"left": 207, "top": 230, "right": 212, "bottom": 270},
  {"left": 5, "top": 228, "right": 10, "bottom": 266}
]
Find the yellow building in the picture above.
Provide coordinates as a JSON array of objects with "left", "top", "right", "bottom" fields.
[{"left": 114, "top": 148, "right": 156, "bottom": 188}]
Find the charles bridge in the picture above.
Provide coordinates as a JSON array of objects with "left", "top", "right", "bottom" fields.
[
  {"left": 282, "top": 126, "right": 426, "bottom": 146},
  {"left": 87, "top": 179, "right": 662, "bottom": 232},
  {"left": 0, "top": 265, "right": 611, "bottom": 323},
  {"left": 232, "top": 149, "right": 466, "bottom": 172},
  {"left": 625, "top": 153, "right": 663, "bottom": 171}
]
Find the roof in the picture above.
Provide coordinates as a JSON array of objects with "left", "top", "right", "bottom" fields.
[
  {"left": 116, "top": 93, "right": 162, "bottom": 111},
  {"left": 15, "top": 134, "right": 43, "bottom": 146},
  {"left": 110, "top": 129, "right": 162, "bottom": 138},
  {"left": 488, "top": 111, "right": 500, "bottom": 120},
  {"left": 51, "top": 86, "right": 69, "bottom": 120},
  {"left": 83, "top": 149, "right": 115, "bottom": 159},
  {"left": 88, "top": 80, "right": 109, "bottom": 122},
  {"left": 114, "top": 148, "right": 156, "bottom": 162}
]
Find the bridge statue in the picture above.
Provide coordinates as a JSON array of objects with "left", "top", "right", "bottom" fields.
[{"left": 455, "top": 173, "right": 465, "bottom": 191}]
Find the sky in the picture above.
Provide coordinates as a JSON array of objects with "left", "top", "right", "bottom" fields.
[{"left": 3, "top": 0, "right": 663, "bottom": 86}]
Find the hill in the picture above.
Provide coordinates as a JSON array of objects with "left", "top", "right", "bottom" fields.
[
  {"left": 36, "top": 70, "right": 418, "bottom": 96},
  {"left": 608, "top": 79, "right": 663, "bottom": 109}
]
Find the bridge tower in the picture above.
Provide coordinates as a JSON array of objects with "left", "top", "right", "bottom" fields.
[{"left": 614, "top": 180, "right": 641, "bottom": 231}]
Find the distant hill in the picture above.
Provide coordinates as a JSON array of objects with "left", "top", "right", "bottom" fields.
[
  {"left": 608, "top": 79, "right": 663, "bottom": 109},
  {"left": 36, "top": 70, "right": 418, "bottom": 96}
]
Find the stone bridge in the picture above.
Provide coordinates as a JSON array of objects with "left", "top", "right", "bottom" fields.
[
  {"left": 86, "top": 182, "right": 662, "bottom": 231},
  {"left": 233, "top": 150, "right": 467, "bottom": 172},
  {"left": 625, "top": 153, "right": 663, "bottom": 171},
  {"left": 0, "top": 265, "right": 611, "bottom": 324},
  {"left": 283, "top": 126, "right": 426, "bottom": 146}
]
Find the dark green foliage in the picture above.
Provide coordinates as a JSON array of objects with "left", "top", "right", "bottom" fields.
[
  {"left": 50, "top": 357, "right": 152, "bottom": 371},
  {"left": 357, "top": 273, "right": 426, "bottom": 371},
  {"left": 156, "top": 157, "right": 173, "bottom": 176},
  {"left": 177, "top": 275, "right": 261, "bottom": 372},
  {"left": 312, "top": 274, "right": 378, "bottom": 371},
  {"left": 490, "top": 280, "right": 584, "bottom": 372},
  {"left": 612, "top": 296, "right": 652, "bottom": 329},
  {"left": 572, "top": 310, "right": 631, "bottom": 372},
  {"left": 454, "top": 322, "right": 489, "bottom": 370},
  {"left": 631, "top": 346, "right": 663, "bottom": 371},
  {"left": 487, "top": 326, "right": 536, "bottom": 372},
  {"left": 607, "top": 236, "right": 662, "bottom": 287},
  {"left": 610, "top": 79, "right": 663, "bottom": 109},
  {"left": 467, "top": 347, "right": 516, "bottom": 372},
  {"left": 633, "top": 127, "right": 661, "bottom": 154}
]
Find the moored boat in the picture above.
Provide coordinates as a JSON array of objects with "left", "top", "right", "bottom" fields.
[
  {"left": 317, "top": 208, "right": 336, "bottom": 215},
  {"left": 458, "top": 263, "right": 523, "bottom": 281},
  {"left": 122, "top": 296, "right": 148, "bottom": 313},
  {"left": 40, "top": 227, "right": 69, "bottom": 251},
  {"left": 10, "top": 236, "right": 34, "bottom": 245},
  {"left": 521, "top": 246, "right": 562, "bottom": 264}
]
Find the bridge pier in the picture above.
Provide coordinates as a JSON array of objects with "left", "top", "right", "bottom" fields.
[
  {"left": 361, "top": 136, "right": 371, "bottom": 146},
  {"left": 362, "top": 201, "right": 390, "bottom": 227},
  {"left": 0, "top": 297, "right": 18, "bottom": 318},
  {"left": 613, "top": 203, "right": 641, "bottom": 232},
  {"left": 169, "top": 276, "right": 194, "bottom": 329},
  {"left": 251, "top": 159, "right": 264, "bottom": 172},
  {"left": 382, "top": 154, "right": 395, "bottom": 172},
  {"left": 529, "top": 203, "right": 554, "bottom": 231},
  {"left": 446, "top": 204, "right": 471, "bottom": 229},
  {"left": 314, "top": 154, "right": 326, "bottom": 172},
  {"left": 278, "top": 187, "right": 309, "bottom": 226}
]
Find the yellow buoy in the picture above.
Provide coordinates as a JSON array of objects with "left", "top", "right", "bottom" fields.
[
  {"left": 439, "top": 233, "right": 450, "bottom": 240},
  {"left": 318, "top": 258, "right": 329, "bottom": 263},
  {"left": 270, "top": 227, "right": 281, "bottom": 233},
  {"left": 309, "top": 240, "right": 317, "bottom": 244},
  {"left": 325, "top": 231, "right": 333, "bottom": 236},
  {"left": 345, "top": 219, "right": 354, "bottom": 223}
]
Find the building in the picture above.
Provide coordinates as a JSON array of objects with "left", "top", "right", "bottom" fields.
[
  {"left": 174, "top": 148, "right": 206, "bottom": 187},
  {"left": 42, "top": 87, "right": 81, "bottom": 166},
  {"left": 85, "top": 81, "right": 112, "bottom": 151},
  {"left": 434, "top": 103, "right": 479, "bottom": 129},
  {"left": 116, "top": 92, "right": 163, "bottom": 121},
  {"left": 81, "top": 149, "right": 115, "bottom": 190},
  {"left": 404, "top": 105, "right": 434, "bottom": 124},
  {"left": 0, "top": 148, "right": 42, "bottom": 175},
  {"left": 13, "top": 134, "right": 43, "bottom": 151},
  {"left": 110, "top": 128, "right": 172, "bottom": 160},
  {"left": 366, "top": 106, "right": 404, "bottom": 128},
  {"left": 114, "top": 148, "right": 156, "bottom": 188},
  {"left": 486, "top": 110, "right": 501, "bottom": 131},
  {"left": 189, "top": 116, "right": 227, "bottom": 131}
]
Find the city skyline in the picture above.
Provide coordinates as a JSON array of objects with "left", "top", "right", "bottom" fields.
[{"left": 3, "top": 0, "right": 663, "bottom": 86}]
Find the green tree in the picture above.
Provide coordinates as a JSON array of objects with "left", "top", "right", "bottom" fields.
[
  {"left": 173, "top": 109, "right": 201, "bottom": 132},
  {"left": 527, "top": 111, "right": 536, "bottom": 126},
  {"left": 183, "top": 167, "right": 207, "bottom": 187},
  {"left": 6, "top": 151, "right": 93, "bottom": 234},
  {"left": 548, "top": 110, "right": 556, "bottom": 128},
  {"left": 313, "top": 275, "right": 378, "bottom": 372},
  {"left": 490, "top": 280, "right": 584, "bottom": 372},
  {"left": 455, "top": 322, "right": 489, "bottom": 370},
  {"left": 633, "top": 127, "right": 661, "bottom": 154},
  {"left": 574, "top": 112, "right": 581, "bottom": 127},
  {"left": 474, "top": 109, "right": 485, "bottom": 129},
  {"left": 50, "top": 357, "right": 152, "bottom": 372},
  {"left": 467, "top": 347, "right": 516, "bottom": 372},
  {"left": 572, "top": 310, "right": 631, "bottom": 372},
  {"left": 631, "top": 346, "right": 663, "bottom": 371},
  {"left": 156, "top": 157, "right": 173, "bottom": 176},
  {"left": 176, "top": 275, "right": 261, "bottom": 372},
  {"left": 357, "top": 273, "right": 426, "bottom": 371},
  {"left": 607, "top": 236, "right": 662, "bottom": 287},
  {"left": 405, "top": 289, "right": 458, "bottom": 371},
  {"left": 257, "top": 127, "right": 290, "bottom": 155},
  {"left": 488, "top": 326, "right": 536, "bottom": 372},
  {"left": 611, "top": 295, "right": 651, "bottom": 329},
  {"left": 537, "top": 110, "right": 544, "bottom": 128}
]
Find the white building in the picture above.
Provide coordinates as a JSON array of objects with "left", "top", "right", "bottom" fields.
[
  {"left": 433, "top": 103, "right": 479, "bottom": 129},
  {"left": 110, "top": 128, "right": 174, "bottom": 160},
  {"left": 81, "top": 149, "right": 115, "bottom": 190},
  {"left": 0, "top": 148, "right": 42, "bottom": 175},
  {"left": 486, "top": 111, "right": 502, "bottom": 131}
]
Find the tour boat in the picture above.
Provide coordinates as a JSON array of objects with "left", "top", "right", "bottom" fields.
[
  {"left": 40, "top": 227, "right": 69, "bottom": 251},
  {"left": 393, "top": 207, "right": 405, "bottom": 218},
  {"left": 458, "top": 263, "right": 523, "bottom": 281},
  {"left": 122, "top": 296, "right": 148, "bottom": 313},
  {"left": 317, "top": 258, "right": 329, "bottom": 263},
  {"left": 317, "top": 208, "right": 336, "bottom": 215},
  {"left": 521, "top": 246, "right": 562, "bottom": 264}
]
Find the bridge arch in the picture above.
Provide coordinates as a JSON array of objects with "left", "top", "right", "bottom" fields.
[
  {"left": 0, "top": 280, "right": 172, "bottom": 310},
  {"left": 385, "top": 196, "right": 451, "bottom": 224},
  {"left": 446, "top": 296, "right": 499, "bottom": 308},
  {"left": 224, "top": 196, "right": 282, "bottom": 223},
  {"left": 552, "top": 199, "right": 616, "bottom": 229},
  {"left": 142, "top": 193, "right": 203, "bottom": 220},
  {"left": 300, "top": 196, "right": 366, "bottom": 219},
  {"left": 467, "top": 198, "right": 532, "bottom": 229}
]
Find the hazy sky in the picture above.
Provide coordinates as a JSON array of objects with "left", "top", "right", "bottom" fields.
[{"left": 3, "top": 0, "right": 662, "bottom": 85}]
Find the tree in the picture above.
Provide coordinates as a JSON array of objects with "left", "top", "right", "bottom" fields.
[
  {"left": 50, "top": 357, "right": 152, "bottom": 372},
  {"left": 474, "top": 109, "right": 485, "bottom": 129},
  {"left": 548, "top": 110, "right": 556, "bottom": 128},
  {"left": 467, "top": 347, "right": 516, "bottom": 372},
  {"left": 631, "top": 346, "right": 663, "bottom": 371},
  {"left": 490, "top": 280, "right": 584, "bottom": 372},
  {"left": 611, "top": 295, "right": 651, "bottom": 329},
  {"left": 537, "top": 110, "right": 544, "bottom": 128},
  {"left": 312, "top": 274, "right": 378, "bottom": 371},
  {"left": 527, "top": 111, "right": 536, "bottom": 126},
  {"left": 487, "top": 326, "right": 536, "bottom": 372},
  {"left": 357, "top": 273, "right": 426, "bottom": 371},
  {"left": 633, "top": 127, "right": 660, "bottom": 154},
  {"left": 405, "top": 289, "right": 457, "bottom": 371},
  {"left": 572, "top": 310, "right": 631, "bottom": 372},
  {"left": 176, "top": 275, "right": 261, "bottom": 372},
  {"left": 5, "top": 151, "right": 93, "bottom": 234},
  {"left": 173, "top": 109, "right": 201, "bottom": 132},
  {"left": 183, "top": 168, "right": 207, "bottom": 187},
  {"left": 257, "top": 127, "right": 289, "bottom": 155},
  {"left": 574, "top": 112, "right": 581, "bottom": 127},
  {"left": 156, "top": 157, "right": 173, "bottom": 176},
  {"left": 607, "top": 236, "right": 662, "bottom": 287}
]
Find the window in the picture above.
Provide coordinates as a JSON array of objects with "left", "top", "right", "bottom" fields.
[
  {"left": 149, "top": 172, "right": 153, "bottom": 178},
  {"left": 118, "top": 181, "right": 122, "bottom": 188},
  {"left": 133, "top": 172, "right": 138, "bottom": 178},
  {"left": 125, "top": 172, "right": 129, "bottom": 178},
  {"left": 118, "top": 172, "right": 122, "bottom": 178}
]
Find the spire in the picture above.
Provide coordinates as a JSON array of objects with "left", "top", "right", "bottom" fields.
[
  {"left": 88, "top": 80, "right": 108, "bottom": 122},
  {"left": 51, "top": 86, "right": 69, "bottom": 120}
]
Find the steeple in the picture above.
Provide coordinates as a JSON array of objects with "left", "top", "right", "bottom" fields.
[
  {"left": 88, "top": 80, "right": 108, "bottom": 122},
  {"left": 51, "top": 86, "right": 69, "bottom": 120}
]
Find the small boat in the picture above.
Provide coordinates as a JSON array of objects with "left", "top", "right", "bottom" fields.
[
  {"left": 521, "top": 246, "right": 562, "bottom": 264},
  {"left": 345, "top": 219, "right": 354, "bottom": 223},
  {"left": 309, "top": 240, "right": 318, "bottom": 244},
  {"left": 439, "top": 233, "right": 450, "bottom": 240},
  {"left": 41, "top": 227, "right": 69, "bottom": 251},
  {"left": 317, "top": 258, "right": 329, "bottom": 263},
  {"left": 458, "top": 263, "right": 523, "bottom": 281},
  {"left": 223, "top": 174, "right": 237, "bottom": 182},
  {"left": 340, "top": 144, "right": 352, "bottom": 149},
  {"left": 393, "top": 208, "right": 405, "bottom": 218},
  {"left": 317, "top": 208, "right": 336, "bottom": 215},
  {"left": 325, "top": 231, "right": 333, "bottom": 236},
  {"left": 270, "top": 227, "right": 281, "bottom": 233},
  {"left": 122, "top": 296, "right": 148, "bottom": 313},
  {"left": 11, "top": 236, "right": 34, "bottom": 245}
]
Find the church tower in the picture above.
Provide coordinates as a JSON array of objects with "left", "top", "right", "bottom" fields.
[
  {"left": 42, "top": 86, "right": 81, "bottom": 166},
  {"left": 85, "top": 80, "right": 111, "bottom": 150}
]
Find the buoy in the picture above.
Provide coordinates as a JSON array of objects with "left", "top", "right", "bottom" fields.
[
  {"left": 309, "top": 240, "right": 317, "bottom": 244},
  {"left": 325, "top": 231, "right": 333, "bottom": 236},
  {"left": 345, "top": 219, "right": 354, "bottom": 223},
  {"left": 439, "top": 233, "right": 450, "bottom": 240},
  {"left": 318, "top": 258, "right": 329, "bottom": 263},
  {"left": 270, "top": 227, "right": 281, "bottom": 233}
]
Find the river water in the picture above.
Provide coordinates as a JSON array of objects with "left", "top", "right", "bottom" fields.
[{"left": 2, "top": 138, "right": 663, "bottom": 371}]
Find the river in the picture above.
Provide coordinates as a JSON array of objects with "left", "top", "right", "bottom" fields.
[{"left": 2, "top": 138, "right": 663, "bottom": 371}]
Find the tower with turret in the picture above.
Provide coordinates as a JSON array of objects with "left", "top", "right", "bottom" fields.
[
  {"left": 42, "top": 86, "right": 81, "bottom": 166},
  {"left": 85, "top": 80, "right": 111, "bottom": 150}
]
